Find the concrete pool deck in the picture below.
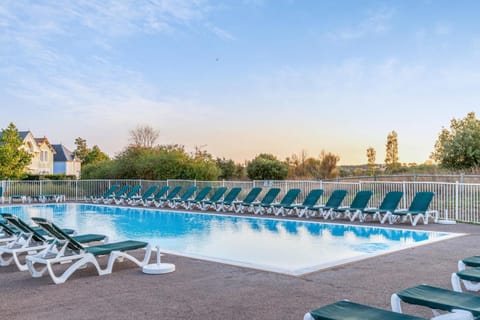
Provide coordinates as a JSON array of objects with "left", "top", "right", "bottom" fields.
[{"left": 0, "top": 208, "right": 478, "bottom": 319}]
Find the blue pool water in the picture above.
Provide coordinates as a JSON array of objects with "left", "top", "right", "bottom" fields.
[{"left": 1, "top": 204, "right": 458, "bottom": 275}]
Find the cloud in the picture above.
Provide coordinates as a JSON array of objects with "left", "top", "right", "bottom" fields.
[{"left": 327, "top": 7, "right": 395, "bottom": 40}]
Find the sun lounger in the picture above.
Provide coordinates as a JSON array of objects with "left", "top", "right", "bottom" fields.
[
  {"left": 9, "top": 194, "right": 28, "bottom": 204},
  {"left": 308, "top": 190, "right": 348, "bottom": 219},
  {"left": 114, "top": 185, "right": 141, "bottom": 205},
  {"left": 197, "top": 187, "right": 228, "bottom": 211},
  {"left": 251, "top": 188, "right": 281, "bottom": 214},
  {"left": 0, "top": 214, "right": 106, "bottom": 271},
  {"left": 329, "top": 190, "right": 373, "bottom": 220},
  {"left": 350, "top": 191, "right": 403, "bottom": 223},
  {"left": 181, "top": 186, "right": 213, "bottom": 210},
  {"left": 384, "top": 192, "right": 438, "bottom": 226},
  {"left": 304, "top": 300, "right": 435, "bottom": 320},
  {"left": 452, "top": 257, "right": 480, "bottom": 292},
  {"left": 269, "top": 188, "right": 301, "bottom": 216},
  {"left": 88, "top": 184, "right": 120, "bottom": 203},
  {"left": 27, "top": 217, "right": 151, "bottom": 284},
  {"left": 142, "top": 185, "right": 169, "bottom": 207},
  {"left": 168, "top": 186, "right": 198, "bottom": 209},
  {"left": 279, "top": 189, "right": 323, "bottom": 218},
  {"left": 103, "top": 185, "right": 131, "bottom": 204},
  {"left": 214, "top": 187, "right": 242, "bottom": 212},
  {"left": 391, "top": 284, "right": 478, "bottom": 319},
  {"left": 232, "top": 188, "right": 263, "bottom": 213},
  {"left": 153, "top": 186, "right": 183, "bottom": 208},
  {"left": 128, "top": 185, "right": 158, "bottom": 206}
]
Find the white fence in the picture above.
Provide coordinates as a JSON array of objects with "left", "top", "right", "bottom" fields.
[{"left": 1, "top": 179, "right": 479, "bottom": 223}]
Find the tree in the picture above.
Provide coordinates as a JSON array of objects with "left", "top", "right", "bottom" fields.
[
  {"left": 319, "top": 151, "right": 340, "bottom": 179},
  {"left": 84, "top": 145, "right": 110, "bottom": 165},
  {"left": 246, "top": 154, "right": 288, "bottom": 180},
  {"left": 0, "top": 123, "right": 33, "bottom": 179},
  {"left": 216, "top": 158, "right": 237, "bottom": 180},
  {"left": 73, "top": 137, "right": 89, "bottom": 162},
  {"left": 366, "top": 147, "right": 376, "bottom": 176},
  {"left": 385, "top": 130, "right": 399, "bottom": 171},
  {"left": 129, "top": 124, "right": 159, "bottom": 148},
  {"left": 432, "top": 112, "right": 480, "bottom": 169}
]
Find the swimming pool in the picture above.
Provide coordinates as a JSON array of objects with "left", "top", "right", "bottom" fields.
[{"left": 1, "top": 204, "right": 460, "bottom": 275}]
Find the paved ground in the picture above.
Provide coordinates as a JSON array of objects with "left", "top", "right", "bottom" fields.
[{"left": 0, "top": 206, "right": 479, "bottom": 320}]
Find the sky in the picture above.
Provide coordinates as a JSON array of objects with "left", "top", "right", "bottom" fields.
[{"left": 1, "top": 0, "right": 479, "bottom": 165}]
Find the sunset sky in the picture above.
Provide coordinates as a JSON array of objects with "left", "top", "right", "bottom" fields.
[{"left": 1, "top": 1, "right": 479, "bottom": 164}]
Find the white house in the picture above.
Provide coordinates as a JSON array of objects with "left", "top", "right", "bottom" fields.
[{"left": 52, "top": 144, "right": 81, "bottom": 178}]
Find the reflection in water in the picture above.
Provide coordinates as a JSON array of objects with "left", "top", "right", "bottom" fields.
[{"left": 1, "top": 204, "right": 451, "bottom": 274}]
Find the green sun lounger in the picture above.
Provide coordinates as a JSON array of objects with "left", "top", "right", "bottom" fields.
[
  {"left": 215, "top": 187, "right": 243, "bottom": 212},
  {"left": 233, "top": 187, "right": 263, "bottom": 213},
  {"left": 0, "top": 214, "right": 106, "bottom": 271},
  {"left": 352, "top": 191, "right": 403, "bottom": 223},
  {"left": 142, "top": 185, "right": 169, "bottom": 207},
  {"left": 181, "top": 186, "right": 213, "bottom": 210},
  {"left": 268, "top": 188, "right": 301, "bottom": 216},
  {"left": 330, "top": 190, "right": 373, "bottom": 220},
  {"left": 309, "top": 190, "right": 348, "bottom": 219},
  {"left": 251, "top": 188, "right": 281, "bottom": 215},
  {"left": 304, "top": 300, "right": 427, "bottom": 320},
  {"left": 114, "top": 185, "right": 141, "bottom": 205},
  {"left": 27, "top": 217, "right": 151, "bottom": 284},
  {"left": 452, "top": 263, "right": 480, "bottom": 293},
  {"left": 153, "top": 186, "right": 183, "bottom": 208},
  {"left": 392, "top": 284, "right": 480, "bottom": 319},
  {"left": 104, "top": 185, "right": 131, "bottom": 204},
  {"left": 89, "top": 184, "right": 120, "bottom": 203},
  {"left": 385, "top": 192, "right": 438, "bottom": 226},
  {"left": 129, "top": 185, "right": 158, "bottom": 206},
  {"left": 197, "top": 187, "right": 228, "bottom": 211},
  {"left": 283, "top": 189, "right": 323, "bottom": 218},
  {"left": 168, "top": 186, "right": 198, "bottom": 209}
]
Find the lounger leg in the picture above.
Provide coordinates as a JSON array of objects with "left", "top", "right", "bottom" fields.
[
  {"left": 303, "top": 313, "right": 315, "bottom": 320},
  {"left": 0, "top": 253, "right": 14, "bottom": 266},
  {"left": 458, "top": 260, "right": 467, "bottom": 271},
  {"left": 390, "top": 293, "right": 403, "bottom": 313},
  {"left": 102, "top": 245, "right": 153, "bottom": 275},
  {"left": 452, "top": 272, "right": 480, "bottom": 292}
]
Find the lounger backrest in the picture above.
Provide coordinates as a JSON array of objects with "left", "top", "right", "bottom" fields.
[
  {"left": 1, "top": 213, "right": 46, "bottom": 243},
  {"left": 379, "top": 191, "right": 403, "bottom": 211},
  {"left": 114, "top": 185, "right": 131, "bottom": 198},
  {"left": 153, "top": 185, "right": 170, "bottom": 199},
  {"left": 260, "top": 188, "right": 281, "bottom": 205},
  {"left": 165, "top": 186, "right": 183, "bottom": 200},
  {"left": 124, "top": 185, "right": 141, "bottom": 198},
  {"left": 242, "top": 187, "right": 263, "bottom": 203},
  {"left": 223, "top": 187, "right": 242, "bottom": 203},
  {"left": 408, "top": 192, "right": 434, "bottom": 212},
  {"left": 178, "top": 186, "right": 198, "bottom": 201},
  {"left": 141, "top": 185, "right": 158, "bottom": 199},
  {"left": 302, "top": 189, "right": 323, "bottom": 206},
  {"left": 208, "top": 187, "right": 228, "bottom": 202},
  {"left": 0, "top": 221, "right": 17, "bottom": 236},
  {"left": 279, "top": 188, "right": 301, "bottom": 205},
  {"left": 193, "top": 186, "right": 212, "bottom": 201},
  {"left": 31, "top": 217, "right": 85, "bottom": 253},
  {"left": 348, "top": 190, "right": 373, "bottom": 210},
  {"left": 324, "top": 190, "right": 348, "bottom": 208},
  {"left": 104, "top": 185, "right": 120, "bottom": 197}
]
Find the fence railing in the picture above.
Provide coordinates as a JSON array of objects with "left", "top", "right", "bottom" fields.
[{"left": 1, "top": 179, "right": 479, "bottom": 223}]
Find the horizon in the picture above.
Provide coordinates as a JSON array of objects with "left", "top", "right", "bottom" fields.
[{"left": 1, "top": 1, "right": 479, "bottom": 165}]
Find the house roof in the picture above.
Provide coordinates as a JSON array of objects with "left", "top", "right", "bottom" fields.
[
  {"left": 52, "top": 144, "right": 76, "bottom": 162},
  {"left": 18, "top": 131, "right": 30, "bottom": 140}
]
